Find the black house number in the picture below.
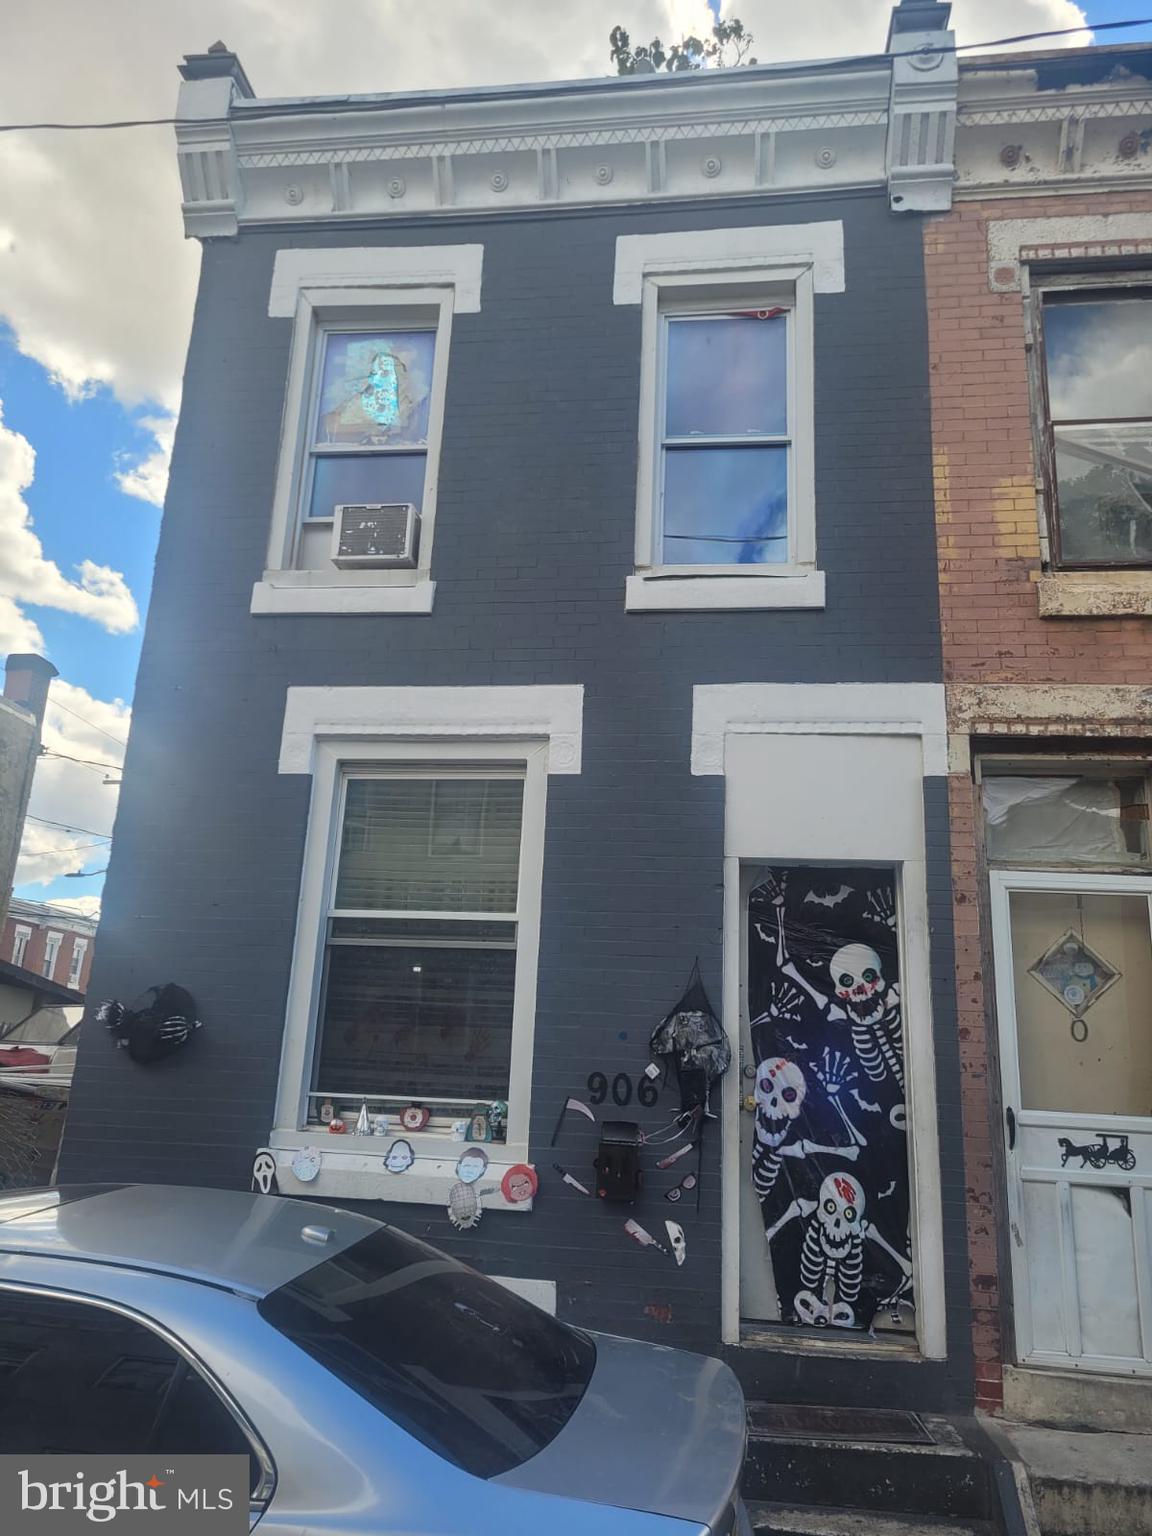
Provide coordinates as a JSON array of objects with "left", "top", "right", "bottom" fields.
[{"left": 587, "top": 1071, "right": 659, "bottom": 1109}]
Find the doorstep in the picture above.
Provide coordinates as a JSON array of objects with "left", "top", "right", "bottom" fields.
[
  {"left": 1002, "top": 1363, "right": 1152, "bottom": 1435},
  {"left": 983, "top": 1416, "right": 1152, "bottom": 1536}
]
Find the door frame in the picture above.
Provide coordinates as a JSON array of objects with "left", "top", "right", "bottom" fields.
[
  {"left": 720, "top": 854, "right": 948, "bottom": 1358},
  {"left": 989, "top": 868, "right": 1152, "bottom": 1374}
]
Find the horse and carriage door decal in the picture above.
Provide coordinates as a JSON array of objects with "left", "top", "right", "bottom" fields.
[
  {"left": 741, "top": 867, "right": 915, "bottom": 1335},
  {"left": 991, "top": 873, "right": 1152, "bottom": 1376}
]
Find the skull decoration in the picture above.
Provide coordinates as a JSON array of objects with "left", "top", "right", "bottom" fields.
[
  {"left": 830, "top": 944, "right": 885, "bottom": 1025},
  {"left": 755, "top": 1057, "right": 806, "bottom": 1128},
  {"left": 817, "top": 1171, "right": 864, "bottom": 1254}
]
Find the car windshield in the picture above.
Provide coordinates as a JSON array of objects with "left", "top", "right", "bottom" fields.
[{"left": 258, "top": 1225, "right": 595, "bottom": 1477}]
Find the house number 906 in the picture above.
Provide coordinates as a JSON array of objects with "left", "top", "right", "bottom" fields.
[{"left": 587, "top": 1071, "right": 659, "bottom": 1109}]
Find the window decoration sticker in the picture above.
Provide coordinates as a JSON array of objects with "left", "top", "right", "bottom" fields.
[
  {"left": 251, "top": 1150, "right": 279, "bottom": 1195},
  {"left": 355, "top": 1100, "right": 372, "bottom": 1137},
  {"left": 384, "top": 1139, "right": 415, "bottom": 1174},
  {"left": 291, "top": 1147, "right": 322, "bottom": 1183},
  {"left": 665, "top": 1220, "right": 687, "bottom": 1267},
  {"left": 400, "top": 1104, "right": 431, "bottom": 1133},
  {"left": 455, "top": 1147, "right": 489, "bottom": 1184},
  {"left": 624, "top": 1218, "right": 668, "bottom": 1254},
  {"left": 1058, "top": 1133, "right": 1137, "bottom": 1172},
  {"left": 501, "top": 1163, "right": 538, "bottom": 1204},
  {"left": 447, "top": 1179, "right": 483, "bottom": 1231},
  {"left": 1029, "top": 927, "right": 1120, "bottom": 1032},
  {"left": 98, "top": 984, "right": 202, "bottom": 1065},
  {"left": 553, "top": 1163, "right": 593, "bottom": 1196},
  {"left": 549, "top": 1096, "right": 597, "bottom": 1145},
  {"left": 317, "top": 331, "right": 434, "bottom": 447},
  {"left": 747, "top": 867, "right": 915, "bottom": 1333}
]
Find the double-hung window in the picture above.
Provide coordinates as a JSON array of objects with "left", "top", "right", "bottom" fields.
[
  {"left": 658, "top": 305, "right": 792, "bottom": 566},
  {"left": 67, "top": 937, "right": 88, "bottom": 990},
  {"left": 11, "top": 926, "right": 30, "bottom": 968},
  {"left": 309, "top": 767, "right": 528, "bottom": 1122},
  {"left": 42, "top": 931, "right": 61, "bottom": 981},
  {"left": 1035, "top": 281, "right": 1152, "bottom": 567}
]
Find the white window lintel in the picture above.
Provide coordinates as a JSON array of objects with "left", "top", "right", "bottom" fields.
[{"left": 269, "top": 245, "right": 484, "bottom": 318}]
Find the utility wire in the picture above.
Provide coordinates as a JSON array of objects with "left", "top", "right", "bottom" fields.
[
  {"left": 0, "top": 18, "right": 1149, "bottom": 133},
  {"left": 47, "top": 697, "right": 127, "bottom": 749},
  {"left": 25, "top": 814, "right": 112, "bottom": 840},
  {"left": 40, "top": 749, "right": 121, "bottom": 773}
]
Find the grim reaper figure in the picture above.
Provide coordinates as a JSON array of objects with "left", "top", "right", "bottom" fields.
[{"left": 747, "top": 869, "right": 915, "bottom": 1333}]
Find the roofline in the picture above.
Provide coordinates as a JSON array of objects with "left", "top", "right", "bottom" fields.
[
  {"left": 0, "top": 957, "right": 84, "bottom": 1005},
  {"left": 961, "top": 40, "right": 1152, "bottom": 72}
]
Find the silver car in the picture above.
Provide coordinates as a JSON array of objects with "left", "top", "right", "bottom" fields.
[{"left": 0, "top": 1184, "right": 749, "bottom": 1534}]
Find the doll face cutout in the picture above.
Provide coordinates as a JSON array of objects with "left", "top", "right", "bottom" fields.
[{"left": 385, "top": 1139, "right": 415, "bottom": 1174}]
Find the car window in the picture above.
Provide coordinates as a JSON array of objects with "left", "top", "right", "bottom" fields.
[
  {"left": 259, "top": 1225, "right": 595, "bottom": 1478},
  {"left": 0, "top": 1289, "right": 263, "bottom": 1492}
]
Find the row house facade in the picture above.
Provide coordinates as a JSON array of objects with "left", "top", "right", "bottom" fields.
[
  {"left": 60, "top": 2, "right": 1152, "bottom": 1426},
  {"left": 3, "top": 898, "right": 96, "bottom": 995}
]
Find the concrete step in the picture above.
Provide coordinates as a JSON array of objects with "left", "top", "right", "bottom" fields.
[
  {"left": 991, "top": 1419, "right": 1152, "bottom": 1536},
  {"left": 743, "top": 1407, "right": 993, "bottom": 1522},
  {"left": 748, "top": 1502, "right": 993, "bottom": 1535}
]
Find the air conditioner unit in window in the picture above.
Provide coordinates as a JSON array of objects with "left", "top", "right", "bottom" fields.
[{"left": 330, "top": 503, "right": 419, "bottom": 569}]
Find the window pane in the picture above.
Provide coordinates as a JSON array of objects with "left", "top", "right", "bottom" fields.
[
  {"left": 662, "top": 444, "right": 788, "bottom": 564},
  {"left": 330, "top": 917, "right": 516, "bottom": 945},
  {"left": 983, "top": 774, "right": 1149, "bottom": 867},
  {"left": 260, "top": 1227, "right": 596, "bottom": 1478},
  {"left": 665, "top": 314, "right": 787, "bottom": 438},
  {"left": 315, "top": 942, "right": 515, "bottom": 1100},
  {"left": 1043, "top": 296, "right": 1152, "bottom": 421},
  {"left": 306, "top": 452, "right": 426, "bottom": 520},
  {"left": 335, "top": 778, "right": 524, "bottom": 913},
  {"left": 1009, "top": 889, "right": 1152, "bottom": 1116},
  {"left": 316, "top": 330, "right": 436, "bottom": 446},
  {"left": 1053, "top": 423, "right": 1152, "bottom": 564}
]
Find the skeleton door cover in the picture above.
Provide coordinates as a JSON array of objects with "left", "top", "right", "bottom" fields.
[{"left": 747, "top": 868, "right": 914, "bottom": 1331}]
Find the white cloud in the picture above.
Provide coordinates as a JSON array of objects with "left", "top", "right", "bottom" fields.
[
  {"left": 16, "top": 679, "right": 128, "bottom": 889},
  {"left": 39, "top": 894, "right": 102, "bottom": 921},
  {"left": 114, "top": 414, "right": 176, "bottom": 508},
  {"left": 0, "top": 402, "right": 139, "bottom": 634}
]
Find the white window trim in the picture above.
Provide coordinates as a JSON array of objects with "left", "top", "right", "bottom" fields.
[
  {"left": 254, "top": 244, "right": 484, "bottom": 619},
  {"left": 269, "top": 738, "right": 548, "bottom": 1207},
  {"left": 42, "top": 931, "right": 62, "bottom": 982},
  {"left": 67, "top": 937, "right": 88, "bottom": 990},
  {"left": 623, "top": 257, "right": 825, "bottom": 613},
  {"left": 11, "top": 926, "right": 31, "bottom": 968}
]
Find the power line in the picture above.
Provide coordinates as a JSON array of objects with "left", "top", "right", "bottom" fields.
[
  {"left": 48, "top": 697, "right": 127, "bottom": 750},
  {"left": 40, "top": 749, "right": 121, "bottom": 773},
  {"left": 0, "top": 18, "right": 1148, "bottom": 134},
  {"left": 24, "top": 814, "right": 112, "bottom": 840},
  {"left": 33, "top": 839, "right": 110, "bottom": 856}
]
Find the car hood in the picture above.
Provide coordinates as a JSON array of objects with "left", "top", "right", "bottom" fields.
[{"left": 495, "top": 1331, "right": 746, "bottom": 1530}]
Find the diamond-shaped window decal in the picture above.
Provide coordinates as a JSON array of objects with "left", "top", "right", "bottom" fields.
[{"left": 1028, "top": 929, "right": 1121, "bottom": 1018}]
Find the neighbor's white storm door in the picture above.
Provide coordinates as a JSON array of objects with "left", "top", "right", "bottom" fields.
[{"left": 990, "top": 869, "right": 1152, "bottom": 1375}]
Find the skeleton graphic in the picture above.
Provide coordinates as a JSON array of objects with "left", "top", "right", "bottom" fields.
[
  {"left": 751, "top": 1058, "right": 858, "bottom": 1200},
  {"left": 758, "top": 896, "right": 905, "bottom": 1093},
  {"left": 764, "top": 1171, "right": 912, "bottom": 1329}
]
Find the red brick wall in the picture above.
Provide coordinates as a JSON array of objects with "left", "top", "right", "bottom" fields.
[
  {"left": 1, "top": 915, "right": 94, "bottom": 994},
  {"left": 924, "top": 191, "right": 1152, "bottom": 1413}
]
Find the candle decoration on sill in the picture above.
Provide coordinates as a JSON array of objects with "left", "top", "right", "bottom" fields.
[
  {"left": 384, "top": 1139, "right": 414, "bottom": 1174},
  {"left": 251, "top": 1150, "right": 279, "bottom": 1195},
  {"left": 355, "top": 1101, "right": 372, "bottom": 1137},
  {"left": 372, "top": 1115, "right": 390, "bottom": 1136},
  {"left": 451, "top": 1119, "right": 469, "bottom": 1141},
  {"left": 400, "top": 1104, "right": 431, "bottom": 1133},
  {"left": 467, "top": 1104, "right": 493, "bottom": 1143},
  {"left": 291, "top": 1147, "right": 322, "bottom": 1183},
  {"left": 98, "top": 984, "right": 202, "bottom": 1065}
]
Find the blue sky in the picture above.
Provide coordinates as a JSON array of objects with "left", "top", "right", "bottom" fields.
[{"left": 0, "top": 0, "right": 1149, "bottom": 913}]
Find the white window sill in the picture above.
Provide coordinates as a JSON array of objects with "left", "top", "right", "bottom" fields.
[
  {"left": 1037, "top": 570, "right": 1152, "bottom": 619},
  {"left": 252, "top": 576, "right": 436, "bottom": 616},
  {"left": 625, "top": 569, "right": 825, "bottom": 612},
  {"left": 266, "top": 1135, "right": 534, "bottom": 1210}
]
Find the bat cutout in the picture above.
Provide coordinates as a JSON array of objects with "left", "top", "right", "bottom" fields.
[
  {"left": 878, "top": 1179, "right": 897, "bottom": 1199},
  {"left": 850, "top": 1089, "right": 881, "bottom": 1113},
  {"left": 805, "top": 884, "right": 852, "bottom": 909}
]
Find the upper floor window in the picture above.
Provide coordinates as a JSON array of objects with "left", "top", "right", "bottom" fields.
[
  {"left": 11, "top": 926, "right": 31, "bottom": 968},
  {"left": 67, "top": 937, "right": 88, "bottom": 990},
  {"left": 983, "top": 761, "right": 1151, "bottom": 870},
  {"left": 658, "top": 307, "right": 791, "bottom": 566},
  {"left": 1036, "top": 283, "right": 1152, "bottom": 568},
  {"left": 42, "top": 931, "right": 61, "bottom": 981}
]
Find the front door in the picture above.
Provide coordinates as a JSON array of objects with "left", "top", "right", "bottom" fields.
[
  {"left": 738, "top": 865, "right": 916, "bottom": 1334},
  {"left": 991, "top": 872, "right": 1152, "bottom": 1374}
]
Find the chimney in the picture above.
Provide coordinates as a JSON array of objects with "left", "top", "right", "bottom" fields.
[
  {"left": 178, "top": 41, "right": 255, "bottom": 99},
  {"left": 4, "top": 654, "right": 58, "bottom": 728}
]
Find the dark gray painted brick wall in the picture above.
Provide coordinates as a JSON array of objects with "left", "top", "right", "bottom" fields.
[{"left": 60, "top": 187, "right": 968, "bottom": 1404}]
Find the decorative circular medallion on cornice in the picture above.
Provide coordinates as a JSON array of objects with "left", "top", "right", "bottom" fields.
[
  {"left": 701, "top": 155, "right": 722, "bottom": 179},
  {"left": 909, "top": 43, "right": 944, "bottom": 71},
  {"left": 1118, "top": 130, "right": 1141, "bottom": 161},
  {"left": 284, "top": 184, "right": 304, "bottom": 205},
  {"left": 594, "top": 163, "right": 614, "bottom": 185},
  {"left": 999, "top": 144, "right": 1023, "bottom": 169},
  {"left": 814, "top": 145, "right": 837, "bottom": 170},
  {"left": 490, "top": 170, "right": 510, "bottom": 192},
  {"left": 387, "top": 175, "right": 407, "bottom": 199}
]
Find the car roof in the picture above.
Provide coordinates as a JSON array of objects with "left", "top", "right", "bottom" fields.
[{"left": 0, "top": 1184, "right": 381, "bottom": 1298}]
